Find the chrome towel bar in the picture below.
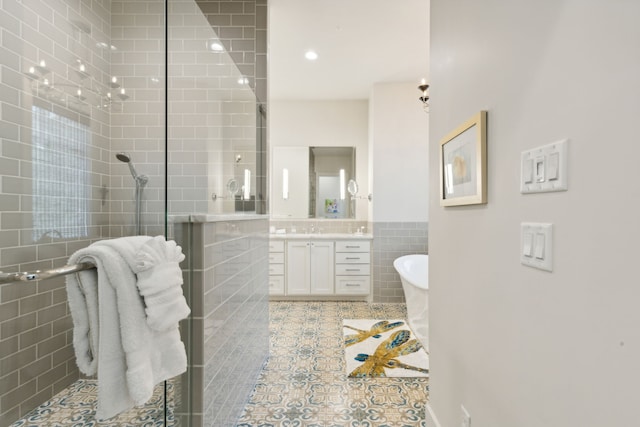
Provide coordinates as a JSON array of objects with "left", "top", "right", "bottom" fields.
[{"left": 0, "top": 262, "right": 95, "bottom": 285}]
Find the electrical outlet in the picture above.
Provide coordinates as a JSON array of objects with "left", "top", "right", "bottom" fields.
[{"left": 461, "top": 404, "right": 471, "bottom": 427}]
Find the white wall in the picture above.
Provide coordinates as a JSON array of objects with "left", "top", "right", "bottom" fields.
[
  {"left": 369, "top": 82, "right": 429, "bottom": 222},
  {"left": 270, "top": 100, "right": 369, "bottom": 219},
  {"left": 428, "top": 1, "right": 640, "bottom": 427}
]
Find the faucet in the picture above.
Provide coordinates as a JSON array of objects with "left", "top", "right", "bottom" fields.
[{"left": 310, "top": 224, "right": 316, "bottom": 234}]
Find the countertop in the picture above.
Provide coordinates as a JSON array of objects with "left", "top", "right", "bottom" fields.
[{"left": 269, "top": 233, "right": 372, "bottom": 240}]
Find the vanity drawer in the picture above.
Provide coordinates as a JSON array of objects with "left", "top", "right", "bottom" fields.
[
  {"left": 269, "top": 264, "right": 285, "bottom": 275},
  {"left": 335, "top": 264, "right": 370, "bottom": 276},
  {"left": 269, "top": 275, "right": 285, "bottom": 294},
  {"left": 336, "top": 276, "right": 370, "bottom": 294},
  {"left": 335, "top": 241, "right": 370, "bottom": 252},
  {"left": 335, "top": 253, "right": 370, "bottom": 264},
  {"left": 269, "top": 252, "right": 285, "bottom": 263},
  {"left": 269, "top": 240, "right": 285, "bottom": 252}
]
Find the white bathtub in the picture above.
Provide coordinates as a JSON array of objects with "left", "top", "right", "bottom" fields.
[{"left": 393, "top": 254, "right": 428, "bottom": 347}]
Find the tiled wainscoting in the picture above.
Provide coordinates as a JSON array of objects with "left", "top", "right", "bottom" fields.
[
  {"left": 175, "top": 217, "right": 270, "bottom": 426},
  {"left": 372, "top": 222, "right": 429, "bottom": 303}
]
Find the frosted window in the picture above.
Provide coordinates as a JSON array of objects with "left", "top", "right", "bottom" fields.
[{"left": 32, "top": 106, "right": 90, "bottom": 241}]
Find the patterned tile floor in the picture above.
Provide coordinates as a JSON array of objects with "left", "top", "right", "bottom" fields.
[
  {"left": 11, "top": 301, "right": 429, "bottom": 427},
  {"left": 237, "top": 301, "right": 429, "bottom": 427},
  {"left": 9, "top": 379, "right": 175, "bottom": 427}
]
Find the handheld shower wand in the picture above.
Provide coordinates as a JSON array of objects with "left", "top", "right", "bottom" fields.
[
  {"left": 116, "top": 152, "right": 148, "bottom": 184},
  {"left": 116, "top": 152, "right": 148, "bottom": 235}
]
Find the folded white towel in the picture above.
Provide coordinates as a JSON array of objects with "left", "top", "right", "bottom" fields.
[
  {"left": 134, "top": 236, "right": 190, "bottom": 331},
  {"left": 66, "top": 236, "right": 189, "bottom": 421}
]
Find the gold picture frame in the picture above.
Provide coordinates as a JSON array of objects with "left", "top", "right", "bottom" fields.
[{"left": 439, "top": 111, "right": 487, "bottom": 206}]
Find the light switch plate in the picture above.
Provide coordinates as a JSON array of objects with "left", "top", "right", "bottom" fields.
[
  {"left": 521, "top": 222, "right": 553, "bottom": 271},
  {"left": 521, "top": 139, "right": 568, "bottom": 193}
]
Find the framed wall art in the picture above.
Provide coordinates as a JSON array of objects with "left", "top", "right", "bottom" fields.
[{"left": 439, "top": 111, "right": 487, "bottom": 206}]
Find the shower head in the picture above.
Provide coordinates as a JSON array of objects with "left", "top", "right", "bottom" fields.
[
  {"left": 116, "top": 152, "right": 130, "bottom": 163},
  {"left": 116, "top": 152, "right": 140, "bottom": 180}
]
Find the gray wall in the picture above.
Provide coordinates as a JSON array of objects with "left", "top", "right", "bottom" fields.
[
  {"left": 177, "top": 218, "right": 269, "bottom": 427},
  {"left": 0, "top": 1, "right": 114, "bottom": 423},
  {"left": 372, "top": 222, "right": 428, "bottom": 303},
  {"left": 428, "top": 1, "right": 640, "bottom": 426}
]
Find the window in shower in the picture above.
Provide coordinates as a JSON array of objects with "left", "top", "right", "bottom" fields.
[{"left": 32, "top": 105, "right": 91, "bottom": 241}]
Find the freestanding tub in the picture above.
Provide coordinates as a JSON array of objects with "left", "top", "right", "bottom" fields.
[{"left": 393, "top": 254, "right": 428, "bottom": 347}]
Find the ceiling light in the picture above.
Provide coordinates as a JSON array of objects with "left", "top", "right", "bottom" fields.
[{"left": 305, "top": 50, "right": 318, "bottom": 61}]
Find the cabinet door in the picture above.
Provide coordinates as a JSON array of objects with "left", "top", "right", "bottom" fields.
[
  {"left": 310, "top": 241, "right": 334, "bottom": 295},
  {"left": 286, "top": 241, "right": 310, "bottom": 295}
]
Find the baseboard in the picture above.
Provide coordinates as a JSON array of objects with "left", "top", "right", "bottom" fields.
[{"left": 425, "top": 402, "right": 443, "bottom": 427}]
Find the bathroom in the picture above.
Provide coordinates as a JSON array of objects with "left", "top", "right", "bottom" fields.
[{"left": 0, "top": 0, "right": 429, "bottom": 425}]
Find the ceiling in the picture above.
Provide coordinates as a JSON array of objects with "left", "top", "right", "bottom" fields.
[{"left": 268, "top": 0, "right": 430, "bottom": 101}]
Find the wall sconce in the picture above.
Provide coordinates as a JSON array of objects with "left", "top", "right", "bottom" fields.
[
  {"left": 243, "top": 169, "right": 251, "bottom": 200},
  {"left": 339, "top": 169, "right": 346, "bottom": 200},
  {"left": 418, "top": 78, "right": 429, "bottom": 112},
  {"left": 282, "top": 168, "right": 289, "bottom": 200}
]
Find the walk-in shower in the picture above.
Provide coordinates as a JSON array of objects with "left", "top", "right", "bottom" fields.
[
  {"left": 116, "top": 152, "right": 148, "bottom": 235},
  {"left": 0, "top": 0, "right": 267, "bottom": 425}
]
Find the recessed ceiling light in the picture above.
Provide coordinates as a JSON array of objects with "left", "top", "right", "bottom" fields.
[{"left": 305, "top": 50, "right": 318, "bottom": 61}]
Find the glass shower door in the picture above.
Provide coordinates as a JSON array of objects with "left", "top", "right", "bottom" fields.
[{"left": 0, "top": 0, "right": 179, "bottom": 425}]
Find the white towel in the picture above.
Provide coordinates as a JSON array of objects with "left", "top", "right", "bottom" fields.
[
  {"left": 66, "top": 236, "right": 189, "bottom": 421},
  {"left": 134, "top": 236, "right": 190, "bottom": 331}
]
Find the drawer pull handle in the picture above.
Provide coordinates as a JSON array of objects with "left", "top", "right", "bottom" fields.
[
  {"left": 346, "top": 269, "right": 359, "bottom": 271},
  {"left": 345, "top": 283, "right": 359, "bottom": 287},
  {"left": 345, "top": 245, "right": 360, "bottom": 248},
  {"left": 345, "top": 257, "right": 360, "bottom": 260}
]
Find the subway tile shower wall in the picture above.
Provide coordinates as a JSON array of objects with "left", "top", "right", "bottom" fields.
[
  {"left": 372, "top": 222, "right": 429, "bottom": 303},
  {"left": 0, "top": 1, "right": 113, "bottom": 423},
  {"left": 175, "top": 218, "right": 270, "bottom": 427}
]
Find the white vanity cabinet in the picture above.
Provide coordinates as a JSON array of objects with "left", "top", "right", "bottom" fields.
[
  {"left": 269, "top": 235, "right": 372, "bottom": 299},
  {"left": 268, "top": 240, "right": 285, "bottom": 295},
  {"left": 286, "top": 240, "right": 335, "bottom": 295},
  {"left": 335, "top": 240, "right": 371, "bottom": 295}
]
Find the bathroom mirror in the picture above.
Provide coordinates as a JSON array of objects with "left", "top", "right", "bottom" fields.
[{"left": 271, "top": 146, "right": 356, "bottom": 219}]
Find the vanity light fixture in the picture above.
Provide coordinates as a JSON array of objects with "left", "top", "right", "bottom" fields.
[
  {"left": 282, "top": 168, "right": 289, "bottom": 200},
  {"left": 243, "top": 169, "right": 251, "bottom": 200},
  {"left": 339, "top": 169, "right": 346, "bottom": 200},
  {"left": 418, "top": 78, "right": 429, "bottom": 112}
]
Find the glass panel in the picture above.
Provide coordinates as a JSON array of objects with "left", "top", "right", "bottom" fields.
[{"left": 0, "top": 0, "right": 173, "bottom": 424}]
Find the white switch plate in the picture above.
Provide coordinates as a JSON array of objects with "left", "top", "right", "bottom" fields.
[
  {"left": 521, "top": 223, "right": 553, "bottom": 271},
  {"left": 521, "top": 139, "right": 568, "bottom": 193}
]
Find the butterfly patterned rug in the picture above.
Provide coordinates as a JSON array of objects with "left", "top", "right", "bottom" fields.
[{"left": 343, "top": 319, "right": 429, "bottom": 378}]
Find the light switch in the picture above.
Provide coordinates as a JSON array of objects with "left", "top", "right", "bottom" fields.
[
  {"left": 547, "top": 152, "right": 559, "bottom": 180},
  {"left": 534, "top": 233, "right": 545, "bottom": 259},
  {"left": 523, "top": 232, "right": 534, "bottom": 257},
  {"left": 523, "top": 159, "right": 534, "bottom": 184},
  {"left": 521, "top": 139, "right": 568, "bottom": 193},
  {"left": 521, "top": 223, "right": 553, "bottom": 271},
  {"left": 534, "top": 156, "right": 545, "bottom": 183}
]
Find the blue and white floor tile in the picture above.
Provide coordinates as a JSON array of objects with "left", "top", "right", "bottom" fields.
[
  {"left": 9, "top": 379, "right": 176, "bottom": 427},
  {"left": 237, "top": 301, "right": 429, "bottom": 427}
]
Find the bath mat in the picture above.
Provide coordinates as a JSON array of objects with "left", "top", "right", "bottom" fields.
[{"left": 343, "top": 319, "right": 429, "bottom": 378}]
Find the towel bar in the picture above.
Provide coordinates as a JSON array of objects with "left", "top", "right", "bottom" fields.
[{"left": 0, "top": 262, "right": 96, "bottom": 285}]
